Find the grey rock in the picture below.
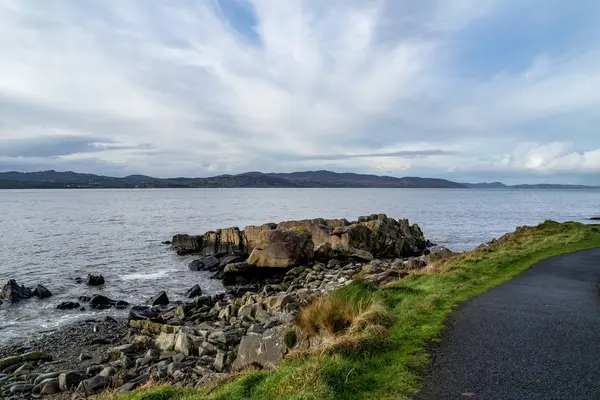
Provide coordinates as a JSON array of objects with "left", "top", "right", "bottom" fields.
[
  {"left": 86, "top": 274, "right": 105, "bottom": 286},
  {"left": 232, "top": 325, "right": 288, "bottom": 370},
  {"left": 79, "top": 353, "right": 92, "bottom": 362},
  {"left": 32, "top": 284, "right": 52, "bottom": 299},
  {"left": 118, "top": 374, "right": 149, "bottom": 393},
  {"left": 149, "top": 291, "right": 169, "bottom": 306},
  {"left": 56, "top": 301, "right": 80, "bottom": 310},
  {"left": 167, "top": 362, "right": 186, "bottom": 376},
  {"left": 77, "top": 375, "right": 108, "bottom": 395},
  {"left": 86, "top": 365, "right": 103, "bottom": 376},
  {"left": 188, "top": 256, "right": 220, "bottom": 272},
  {"left": 9, "top": 383, "right": 35, "bottom": 394},
  {"left": 99, "top": 367, "right": 116, "bottom": 378},
  {"left": 40, "top": 379, "right": 61, "bottom": 395},
  {"left": 185, "top": 284, "right": 202, "bottom": 298},
  {"left": 33, "top": 372, "right": 61, "bottom": 386},
  {"left": 0, "top": 280, "right": 32, "bottom": 302},
  {"left": 59, "top": 371, "right": 85, "bottom": 391},
  {"left": 214, "top": 352, "right": 227, "bottom": 372}
]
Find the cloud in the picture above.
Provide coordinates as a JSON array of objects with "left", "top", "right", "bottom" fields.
[{"left": 0, "top": 0, "right": 599, "bottom": 183}]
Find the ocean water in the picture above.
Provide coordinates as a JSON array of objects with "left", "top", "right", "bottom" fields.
[{"left": 0, "top": 188, "right": 598, "bottom": 344}]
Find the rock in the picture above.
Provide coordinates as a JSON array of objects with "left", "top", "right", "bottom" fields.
[
  {"left": 247, "top": 229, "right": 314, "bottom": 267},
  {"left": 78, "top": 353, "right": 92, "bottom": 362},
  {"left": 222, "top": 262, "right": 255, "bottom": 285},
  {"left": 214, "top": 352, "right": 227, "bottom": 372},
  {"left": 0, "top": 279, "right": 33, "bottom": 302},
  {"left": 362, "top": 260, "right": 384, "bottom": 274},
  {"left": 162, "top": 240, "right": 172, "bottom": 245},
  {"left": 99, "top": 367, "right": 116, "bottom": 378},
  {"left": 327, "top": 259, "right": 341, "bottom": 269},
  {"left": 590, "top": 217, "right": 600, "bottom": 221},
  {"left": 149, "top": 291, "right": 169, "bottom": 306},
  {"left": 407, "top": 257, "right": 427, "bottom": 270},
  {"left": 185, "top": 284, "right": 202, "bottom": 298},
  {"left": 167, "top": 362, "right": 186, "bottom": 376},
  {"left": 32, "top": 284, "right": 52, "bottom": 299},
  {"left": 58, "top": 371, "right": 85, "bottom": 391},
  {"left": 188, "top": 256, "right": 220, "bottom": 272},
  {"left": 0, "top": 356, "right": 22, "bottom": 369},
  {"left": 174, "top": 331, "right": 203, "bottom": 356},
  {"left": 77, "top": 375, "right": 108, "bottom": 395},
  {"left": 425, "top": 246, "right": 456, "bottom": 263},
  {"left": 86, "top": 365, "right": 103, "bottom": 376},
  {"left": 86, "top": 274, "right": 105, "bottom": 286},
  {"left": 128, "top": 305, "right": 157, "bottom": 321},
  {"left": 207, "top": 330, "right": 227, "bottom": 347},
  {"left": 155, "top": 332, "right": 177, "bottom": 352},
  {"left": 56, "top": 301, "right": 80, "bottom": 310},
  {"left": 89, "top": 294, "right": 129, "bottom": 310},
  {"left": 9, "top": 383, "right": 35, "bottom": 394},
  {"left": 34, "top": 372, "right": 61, "bottom": 386},
  {"left": 232, "top": 325, "right": 289, "bottom": 370},
  {"left": 90, "top": 338, "right": 111, "bottom": 345},
  {"left": 219, "top": 254, "right": 243, "bottom": 268},
  {"left": 118, "top": 374, "right": 149, "bottom": 393},
  {"left": 79, "top": 295, "right": 91, "bottom": 302},
  {"left": 172, "top": 234, "right": 203, "bottom": 255},
  {"left": 263, "top": 294, "right": 296, "bottom": 313},
  {"left": 109, "top": 344, "right": 136, "bottom": 358},
  {"left": 40, "top": 379, "right": 61, "bottom": 395}
]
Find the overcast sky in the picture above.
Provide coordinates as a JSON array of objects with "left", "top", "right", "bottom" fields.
[{"left": 1, "top": 0, "right": 600, "bottom": 184}]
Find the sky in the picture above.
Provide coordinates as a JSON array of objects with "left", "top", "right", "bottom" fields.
[{"left": 1, "top": 0, "right": 600, "bottom": 184}]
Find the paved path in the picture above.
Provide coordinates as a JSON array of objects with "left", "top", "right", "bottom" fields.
[{"left": 416, "top": 248, "right": 600, "bottom": 400}]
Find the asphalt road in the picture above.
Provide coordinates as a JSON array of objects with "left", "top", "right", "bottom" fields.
[{"left": 416, "top": 248, "right": 600, "bottom": 400}]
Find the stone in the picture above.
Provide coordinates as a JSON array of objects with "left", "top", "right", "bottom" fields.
[
  {"left": 167, "top": 362, "right": 186, "bottom": 376},
  {"left": 218, "top": 227, "right": 245, "bottom": 253},
  {"left": 34, "top": 372, "right": 61, "bottom": 386},
  {"left": 32, "top": 284, "right": 52, "bottom": 299},
  {"left": 362, "top": 260, "right": 384, "bottom": 274},
  {"left": 9, "top": 383, "right": 35, "bottom": 394},
  {"left": 327, "top": 259, "right": 341, "bottom": 269},
  {"left": 218, "top": 254, "right": 243, "bottom": 268},
  {"left": 109, "top": 343, "right": 136, "bottom": 358},
  {"left": 21, "top": 351, "right": 51, "bottom": 362},
  {"left": 89, "top": 294, "right": 129, "bottom": 310},
  {"left": 118, "top": 374, "right": 149, "bottom": 393},
  {"left": 86, "top": 274, "right": 105, "bottom": 286},
  {"left": 425, "top": 246, "right": 456, "bottom": 263},
  {"left": 237, "top": 304, "right": 254, "bottom": 320},
  {"left": 99, "top": 367, "right": 116, "bottom": 378},
  {"left": 40, "top": 379, "right": 61, "bottom": 395},
  {"left": 149, "top": 291, "right": 169, "bottom": 306},
  {"left": 172, "top": 234, "right": 203, "bottom": 255},
  {"left": 232, "top": 325, "right": 288, "bottom": 370},
  {"left": 155, "top": 332, "right": 177, "bottom": 352},
  {"left": 86, "top": 365, "right": 103, "bottom": 376},
  {"left": 0, "top": 279, "right": 33, "bottom": 302},
  {"left": 77, "top": 375, "right": 108, "bottom": 395},
  {"left": 207, "top": 330, "right": 227, "bottom": 347},
  {"left": 407, "top": 257, "right": 427, "bottom": 270},
  {"left": 128, "top": 305, "right": 157, "bottom": 321},
  {"left": 188, "top": 256, "right": 220, "bottom": 272},
  {"left": 58, "top": 371, "right": 85, "bottom": 391},
  {"left": 222, "top": 262, "right": 255, "bottom": 285},
  {"left": 174, "top": 331, "right": 203, "bottom": 356},
  {"left": 78, "top": 353, "right": 92, "bottom": 362},
  {"left": 214, "top": 352, "right": 227, "bottom": 372},
  {"left": 185, "top": 284, "right": 202, "bottom": 298},
  {"left": 263, "top": 294, "right": 295, "bottom": 313},
  {"left": 247, "top": 229, "right": 314, "bottom": 267}
]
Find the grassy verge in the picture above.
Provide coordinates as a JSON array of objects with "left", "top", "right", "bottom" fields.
[{"left": 103, "top": 221, "right": 600, "bottom": 400}]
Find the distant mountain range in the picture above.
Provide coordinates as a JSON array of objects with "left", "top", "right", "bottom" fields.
[{"left": 0, "top": 170, "right": 598, "bottom": 189}]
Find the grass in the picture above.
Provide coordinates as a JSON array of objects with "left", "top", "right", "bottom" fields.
[{"left": 104, "top": 221, "right": 600, "bottom": 400}]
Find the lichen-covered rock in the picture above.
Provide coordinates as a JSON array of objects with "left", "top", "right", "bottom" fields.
[
  {"left": 247, "top": 229, "right": 314, "bottom": 267},
  {"left": 243, "top": 223, "right": 277, "bottom": 252},
  {"left": 232, "top": 325, "right": 289, "bottom": 370}
]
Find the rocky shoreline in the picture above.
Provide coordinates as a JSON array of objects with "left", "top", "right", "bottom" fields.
[{"left": 0, "top": 214, "right": 452, "bottom": 399}]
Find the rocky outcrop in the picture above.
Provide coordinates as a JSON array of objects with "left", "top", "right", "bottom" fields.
[
  {"left": 247, "top": 229, "right": 314, "bottom": 267},
  {"left": 232, "top": 325, "right": 290, "bottom": 370},
  {"left": 87, "top": 274, "right": 105, "bottom": 286},
  {"left": 0, "top": 280, "right": 33, "bottom": 302},
  {"left": 172, "top": 214, "right": 427, "bottom": 270}
]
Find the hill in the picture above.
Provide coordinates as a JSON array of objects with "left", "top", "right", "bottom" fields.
[{"left": 0, "top": 170, "right": 466, "bottom": 189}]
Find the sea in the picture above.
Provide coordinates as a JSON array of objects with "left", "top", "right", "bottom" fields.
[{"left": 0, "top": 188, "right": 598, "bottom": 344}]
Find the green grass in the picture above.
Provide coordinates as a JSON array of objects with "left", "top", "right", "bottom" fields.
[{"left": 106, "top": 221, "right": 600, "bottom": 400}]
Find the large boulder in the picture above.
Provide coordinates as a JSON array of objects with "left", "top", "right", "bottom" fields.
[
  {"left": 243, "top": 223, "right": 277, "bottom": 252},
  {"left": 172, "top": 234, "right": 203, "bottom": 255},
  {"left": 247, "top": 229, "right": 314, "bottom": 267},
  {"left": 232, "top": 325, "right": 289, "bottom": 370},
  {"left": 0, "top": 280, "right": 33, "bottom": 302}
]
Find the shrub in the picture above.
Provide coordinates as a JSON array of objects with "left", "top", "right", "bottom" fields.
[{"left": 284, "top": 329, "right": 298, "bottom": 348}]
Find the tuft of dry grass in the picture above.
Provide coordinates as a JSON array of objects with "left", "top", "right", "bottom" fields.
[{"left": 296, "top": 281, "right": 393, "bottom": 340}]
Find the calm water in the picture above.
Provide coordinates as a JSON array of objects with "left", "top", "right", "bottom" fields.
[{"left": 0, "top": 188, "right": 598, "bottom": 344}]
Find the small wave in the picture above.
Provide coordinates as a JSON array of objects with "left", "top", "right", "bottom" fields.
[{"left": 121, "top": 270, "right": 169, "bottom": 281}]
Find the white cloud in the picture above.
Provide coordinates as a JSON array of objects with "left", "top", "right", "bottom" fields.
[{"left": 0, "top": 0, "right": 599, "bottom": 182}]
